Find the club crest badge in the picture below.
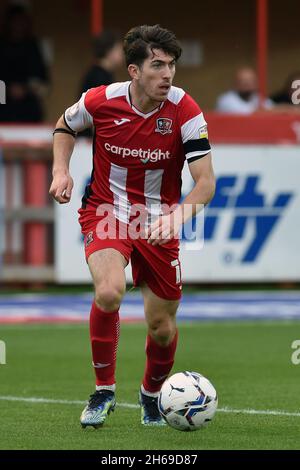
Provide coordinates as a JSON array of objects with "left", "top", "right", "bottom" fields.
[{"left": 155, "top": 118, "right": 173, "bottom": 135}]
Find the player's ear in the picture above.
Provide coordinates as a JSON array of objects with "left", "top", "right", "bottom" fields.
[{"left": 128, "top": 64, "right": 140, "bottom": 80}]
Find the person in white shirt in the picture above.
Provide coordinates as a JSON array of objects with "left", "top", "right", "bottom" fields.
[{"left": 215, "top": 67, "right": 273, "bottom": 114}]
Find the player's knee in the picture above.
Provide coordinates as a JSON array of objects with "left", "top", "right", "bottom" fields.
[
  {"left": 95, "top": 282, "right": 125, "bottom": 312},
  {"left": 149, "top": 319, "right": 176, "bottom": 346}
]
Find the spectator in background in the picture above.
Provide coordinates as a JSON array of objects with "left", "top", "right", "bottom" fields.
[
  {"left": 271, "top": 72, "right": 300, "bottom": 106},
  {"left": 215, "top": 67, "right": 273, "bottom": 114},
  {"left": 79, "top": 30, "right": 123, "bottom": 96},
  {"left": 0, "top": 3, "right": 50, "bottom": 122},
  {"left": 78, "top": 31, "right": 123, "bottom": 137}
]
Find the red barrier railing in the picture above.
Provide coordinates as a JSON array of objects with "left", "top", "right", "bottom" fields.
[
  {"left": 23, "top": 160, "right": 48, "bottom": 266},
  {"left": 1, "top": 137, "right": 53, "bottom": 282},
  {"left": 206, "top": 112, "right": 300, "bottom": 144}
]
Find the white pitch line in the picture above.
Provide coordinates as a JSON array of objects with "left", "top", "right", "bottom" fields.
[
  {"left": 217, "top": 406, "right": 300, "bottom": 418},
  {"left": 0, "top": 396, "right": 138, "bottom": 409},
  {"left": 0, "top": 395, "right": 300, "bottom": 418}
]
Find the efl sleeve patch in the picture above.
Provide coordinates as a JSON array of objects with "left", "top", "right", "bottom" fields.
[{"left": 181, "top": 113, "right": 211, "bottom": 162}]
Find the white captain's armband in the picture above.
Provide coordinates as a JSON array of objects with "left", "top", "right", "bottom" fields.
[
  {"left": 181, "top": 112, "right": 211, "bottom": 163},
  {"left": 64, "top": 92, "right": 93, "bottom": 132}
]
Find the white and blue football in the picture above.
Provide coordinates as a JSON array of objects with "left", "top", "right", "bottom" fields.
[{"left": 158, "top": 371, "right": 218, "bottom": 431}]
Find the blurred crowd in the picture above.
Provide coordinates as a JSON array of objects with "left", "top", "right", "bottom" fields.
[
  {"left": 215, "top": 67, "right": 300, "bottom": 114},
  {"left": 0, "top": 3, "right": 49, "bottom": 122},
  {"left": 0, "top": 2, "right": 299, "bottom": 123}
]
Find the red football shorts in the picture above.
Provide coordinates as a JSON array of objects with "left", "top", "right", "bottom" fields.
[{"left": 78, "top": 208, "right": 182, "bottom": 300}]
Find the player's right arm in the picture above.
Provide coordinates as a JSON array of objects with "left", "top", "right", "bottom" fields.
[
  {"left": 49, "top": 114, "right": 76, "bottom": 204},
  {"left": 49, "top": 91, "right": 95, "bottom": 204}
]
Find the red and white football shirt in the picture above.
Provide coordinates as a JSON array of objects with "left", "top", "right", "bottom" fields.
[{"left": 64, "top": 81, "right": 211, "bottom": 223}]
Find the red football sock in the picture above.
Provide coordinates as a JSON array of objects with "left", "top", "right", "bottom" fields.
[
  {"left": 89, "top": 301, "right": 120, "bottom": 387},
  {"left": 142, "top": 329, "right": 178, "bottom": 394}
]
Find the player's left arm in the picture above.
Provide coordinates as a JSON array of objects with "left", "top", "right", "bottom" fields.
[
  {"left": 147, "top": 95, "right": 215, "bottom": 245},
  {"left": 147, "top": 152, "right": 215, "bottom": 245},
  {"left": 179, "top": 150, "right": 215, "bottom": 218}
]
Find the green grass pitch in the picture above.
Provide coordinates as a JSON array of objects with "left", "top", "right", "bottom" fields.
[{"left": 0, "top": 321, "right": 300, "bottom": 450}]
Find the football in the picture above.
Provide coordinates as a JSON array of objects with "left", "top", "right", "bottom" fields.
[{"left": 158, "top": 371, "right": 218, "bottom": 431}]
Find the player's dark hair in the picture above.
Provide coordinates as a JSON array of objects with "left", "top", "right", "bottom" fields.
[
  {"left": 123, "top": 24, "right": 182, "bottom": 67},
  {"left": 93, "top": 30, "right": 120, "bottom": 59}
]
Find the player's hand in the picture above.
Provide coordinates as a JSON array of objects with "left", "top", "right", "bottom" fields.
[
  {"left": 49, "top": 171, "right": 74, "bottom": 204},
  {"left": 146, "top": 208, "right": 183, "bottom": 246}
]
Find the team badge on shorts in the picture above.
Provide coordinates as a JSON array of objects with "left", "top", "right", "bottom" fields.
[
  {"left": 155, "top": 118, "right": 173, "bottom": 135},
  {"left": 85, "top": 231, "right": 94, "bottom": 247}
]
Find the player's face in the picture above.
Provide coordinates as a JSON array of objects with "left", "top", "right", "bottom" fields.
[{"left": 137, "top": 49, "right": 176, "bottom": 102}]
